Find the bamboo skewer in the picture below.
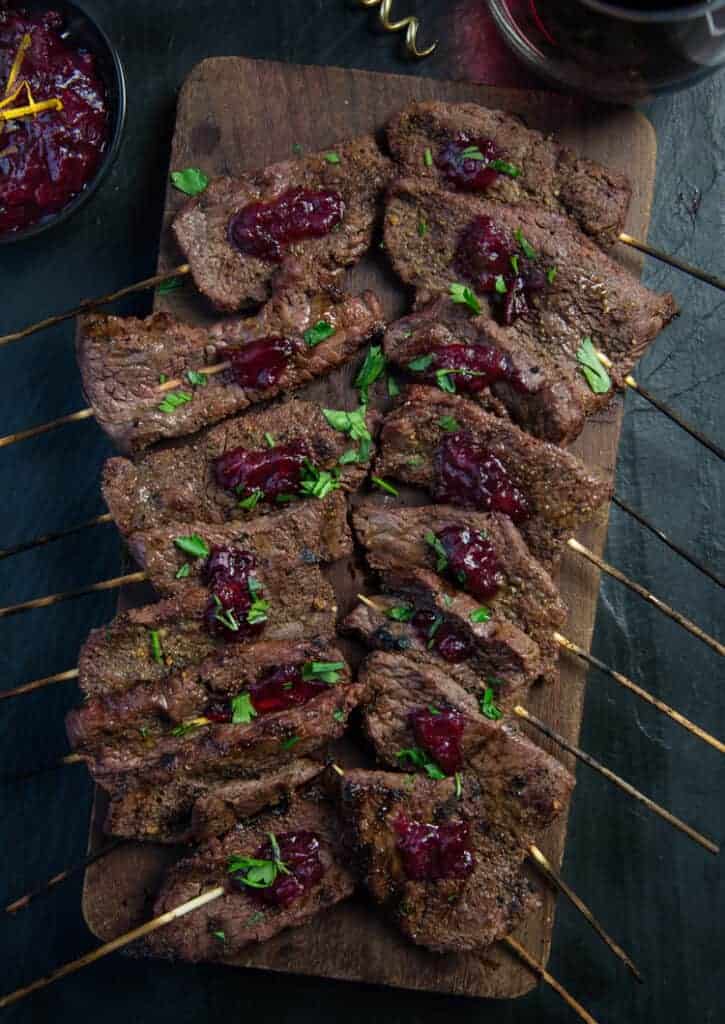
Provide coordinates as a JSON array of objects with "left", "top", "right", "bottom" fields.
[
  {"left": 4, "top": 840, "right": 124, "bottom": 915},
  {"left": 0, "top": 512, "right": 113, "bottom": 561},
  {"left": 513, "top": 706, "right": 719, "bottom": 855},
  {"left": 0, "top": 667, "right": 79, "bottom": 701},
  {"left": 0, "top": 571, "right": 147, "bottom": 619},
  {"left": 618, "top": 232, "right": 725, "bottom": 293},
  {"left": 502, "top": 936, "right": 600, "bottom": 1024}
]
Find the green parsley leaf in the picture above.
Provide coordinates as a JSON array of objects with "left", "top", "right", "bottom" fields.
[
  {"left": 158, "top": 390, "right": 193, "bottom": 414},
  {"left": 387, "top": 604, "right": 415, "bottom": 623},
  {"left": 302, "top": 660, "right": 345, "bottom": 685},
  {"left": 158, "top": 373, "right": 168, "bottom": 384},
  {"left": 170, "top": 167, "right": 209, "bottom": 196},
  {"left": 213, "top": 595, "right": 240, "bottom": 633},
  {"left": 480, "top": 687, "right": 503, "bottom": 721},
  {"left": 212, "top": 931, "right": 226, "bottom": 942},
  {"left": 322, "top": 406, "right": 371, "bottom": 464},
  {"left": 139, "top": 725, "right": 150, "bottom": 738},
  {"left": 454, "top": 772, "right": 463, "bottom": 799},
  {"left": 449, "top": 283, "right": 482, "bottom": 315},
  {"left": 175, "top": 562, "right": 191, "bottom": 579},
  {"left": 299, "top": 460, "right": 341, "bottom": 500},
  {"left": 149, "top": 630, "right": 163, "bottom": 664},
  {"left": 186, "top": 369, "right": 208, "bottom": 388},
  {"left": 407, "top": 353, "right": 434, "bottom": 373},
  {"left": 576, "top": 337, "right": 612, "bottom": 395},
  {"left": 423, "top": 147, "right": 433, "bottom": 167},
  {"left": 247, "top": 597, "right": 270, "bottom": 626},
  {"left": 426, "top": 614, "right": 443, "bottom": 649},
  {"left": 460, "top": 145, "right": 485, "bottom": 161},
  {"left": 338, "top": 449, "right": 359, "bottom": 465},
  {"left": 547, "top": 266, "right": 558, "bottom": 285},
  {"left": 281, "top": 735, "right": 301, "bottom": 751},
  {"left": 435, "top": 368, "right": 457, "bottom": 394},
  {"left": 239, "top": 488, "right": 264, "bottom": 511},
  {"left": 292, "top": 143, "right": 303, "bottom": 155},
  {"left": 333, "top": 708, "right": 345, "bottom": 723},
  {"left": 470, "top": 606, "right": 492, "bottom": 623},
  {"left": 510, "top": 254, "right": 520, "bottom": 274},
  {"left": 439, "top": 415, "right": 460, "bottom": 432},
  {"left": 372, "top": 476, "right": 399, "bottom": 497},
  {"left": 428, "top": 704, "right": 440, "bottom": 715},
  {"left": 396, "top": 746, "right": 446, "bottom": 780},
  {"left": 442, "top": 593, "right": 453, "bottom": 608},
  {"left": 230, "top": 692, "right": 257, "bottom": 725},
  {"left": 264, "top": 432, "right": 276, "bottom": 448},
  {"left": 514, "top": 227, "right": 537, "bottom": 259},
  {"left": 417, "top": 218, "right": 428, "bottom": 238},
  {"left": 276, "top": 493, "right": 295, "bottom": 504},
  {"left": 425, "top": 530, "right": 448, "bottom": 572},
  {"left": 324, "top": 152, "right": 341, "bottom": 164},
  {"left": 157, "top": 276, "right": 184, "bottom": 294},
  {"left": 489, "top": 158, "right": 521, "bottom": 177},
  {"left": 303, "top": 320, "right": 335, "bottom": 347},
  {"left": 171, "top": 718, "right": 207, "bottom": 738},
  {"left": 174, "top": 533, "right": 209, "bottom": 559},
  {"left": 494, "top": 274, "right": 507, "bottom": 295},
  {"left": 227, "top": 855, "right": 278, "bottom": 889},
  {"left": 354, "top": 345, "right": 386, "bottom": 403},
  {"left": 387, "top": 375, "right": 401, "bottom": 398}
]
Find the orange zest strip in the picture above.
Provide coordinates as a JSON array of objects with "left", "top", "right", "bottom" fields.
[
  {"left": 5, "top": 33, "right": 32, "bottom": 96},
  {"left": 0, "top": 98, "right": 63, "bottom": 122}
]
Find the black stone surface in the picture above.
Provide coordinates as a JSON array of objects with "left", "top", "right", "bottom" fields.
[{"left": 0, "top": 2, "right": 723, "bottom": 1021}]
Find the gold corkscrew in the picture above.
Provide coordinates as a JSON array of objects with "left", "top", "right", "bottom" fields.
[{"left": 357, "top": 0, "right": 437, "bottom": 58}]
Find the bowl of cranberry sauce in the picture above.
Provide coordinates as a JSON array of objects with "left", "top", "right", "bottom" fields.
[{"left": 0, "top": 2, "right": 126, "bottom": 242}]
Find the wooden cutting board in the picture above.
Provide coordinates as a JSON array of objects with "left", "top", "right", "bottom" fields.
[{"left": 81, "top": 58, "right": 656, "bottom": 999}]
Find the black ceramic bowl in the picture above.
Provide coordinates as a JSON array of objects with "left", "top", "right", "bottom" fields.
[{"left": 0, "top": 0, "right": 126, "bottom": 244}]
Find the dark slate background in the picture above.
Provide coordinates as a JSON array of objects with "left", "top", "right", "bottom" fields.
[{"left": 1, "top": 2, "right": 723, "bottom": 1021}]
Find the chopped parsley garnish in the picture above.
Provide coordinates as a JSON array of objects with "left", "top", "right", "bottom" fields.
[
  {"left": 460, "top": 145, "right": 485, "bottom": 161},
  {"left": 158, "top": 373, "right": 168, "bottom": 384},
  {"left": 547, "top": 266, "right": 558, "bottom": 285},
  {"left": 441, "top": 593, "right": 453, "bottom": 608},
  {"left": 333, "top": 708, "right": 345, "bottom": 723},
  {"left": 174, "top": 533, "right": 209, "bottom": 559},
  {"left": 303, "top": 320, "right": 335, "bottom": 347},
  {"left": 372, "top": 476, "right": 399, "bottom": 497},
  {"left": 387, "top": 604, "right": 415, "bottom": 622},
  {"left": 213, "top": 595, "right": 240, "bottom": 633},
  {"left": 212, "top": 931, "right": 226, "bottom": 942},
  {"left": 435, "top": 368, "right": 456, "bottom": 394},
  {"left": 438, "top": 415, "right": 460, "bottom": 432},
  {"left": 302, "top": 661, "right": 345, "bottom": 685},
  {"left": 324, "top": 151, "right": 341, "bottom": 164},
  {"left": 322, "top": 406, "right": 371, "bottom": 464},
  {"left": 175, "top": 563, "right": 191, "bottom": 579},
  {"left": 480, "top": 687, "right": 503, "bottom": 720},
  {"left": 417, "top": 218, "right": 428, "bottom": 238},
  {"left": 494, "top": 274, "right": 507, "bottom": 295},
  {"left": 510, "top": 254, "right": 520, "bottom": 274},
  {"left": 158, "top": 276, "right": 184, "bottom": 294},
  {"left": 454, "top": 772, "right": 463, "bottom": 799},
  {"left": 171, "top": 718, "right": 208, "bottom": 738},
  {"left": 426, "top": 614, "right": 443, "bottom": 649},
  {"left": 299, "top": 460, "right": 341, "bottom": 500},
  {"left": 428, "top": 704, "right": 440, "bottom": 715},
  {"left": 407, "top": 353, "right": 434, "bottom": 373},
  {"left": 227, "top": 834, "right": 290, "bottom": 890},
  {"left": 387, "top": 375, "right": 400, "bottom": 398},
  {"left": 354, "top": 345, "right": 386, "bottom": 403},
  {"left": 576, "top": 337, "right": 612, "bottom": 395},
  {"left": 186, "top": 369, "right": 208, "bottom": 388},
  {"left": 170, "top": 167, "right": 209, "bottom": 196},
  {"left": 396, "top": 746, "right": 446, "bottom": 780},
  {"left": 264, "top": 432, "right": 276, "bottom": 448},
  {"left": 158, "top": 389, "right": 193, "bottom": 414},
  {"left": 489, "top": 158, "right": 521, "bottom": 177},
  {"left": 238, "top": 488, "right": 263, "bottom": 511},
  {"left": 281, "top": 735, "right": 301, "bottom": 751},
  {"left": 423, "top": 147, "right": 433, "bottom": 167},
  {"left": 425, "top": 530, "right": 448, "bottom": 572},
  {"left": 149, "top": 630, "right": 163, "bottom": 664},
  {"left": 470, "top": 606, "right": 492, "bottom": 623},
  {"left": 139, "top": 725, "right": 150, "bottom": 738},
  {"left": 449, "top": 283, "right": 482, "bottom": 315},
  {"left": 514, "top": 227, "right": 537, "bottom": 259},
  {"left": 247, "top": 592, "right": 270, "bottom": 626},
  {"left": 230, "top": 692, "right": 257, "bottom": 725}
]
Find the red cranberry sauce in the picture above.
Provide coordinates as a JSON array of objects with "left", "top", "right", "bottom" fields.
[
  {"left": 261, "top": 831, "right": 325, "bottom": 908},
  {"left": 437, "top": 135, "right": 504, "bottom": 192},
  {"left": 205, "top": 663, "right": 329, "bottom": 722},
  {"left": 214, "top": 439, "right": 310, "bottom": 502},
  {"left": 411, "top": 609, "right": 472, "bottom": 664},
  {"left": 228, "top": 335, "right": 300, "bottom": 391},
  {"left": 0, "top": 9, "right": 109, "bottom": 234},
  {"left": 409, "top": 706, "right": 465, "bottom": 774},
  {"left": 228, "top": 187, "right": 345, "bottom": 262},
  {"left": 394, "top": 816, "right": 474, "bottom": 881},
  {"left": 435, "top": 524, "right": 504, "bottom": 602},
  {"left": 433, "top": 431, "right": 531, "bottom": 523},
  {"left": 455, "top": 216, "right": 549, "bottom": 326},
  {"left": 413, "top": 342, "right": 529, "bottom": 396},
  {"left": 201, "top": 546, "right": 266, "bottom": 642}
]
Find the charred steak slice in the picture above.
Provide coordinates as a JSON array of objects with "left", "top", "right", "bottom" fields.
[
  {"left": 145, "top": 786, "right": 355, "bottom": 963},
  {"left": 387, "top": 100, "right": 632, "bottom": 246},
  {"left": 103, "top": 399, "right": 373, "bottom": 536},
  {"left": 377, "top": 387, "right": 612, "bottom": 566},
  {"left": 77, "top": 285, "right": 383, "bottom": 453},
  {"left": 100, "top": 759, "right": 324, "bottom": 845},
  {"left": 78, "top": 571, "right": 337, "bottom": 700},
  {"left": 358, "top": 650, "right": 574, "bottom": 847},
  {"left": 353, "top": 502, "right": 566, "bottom": 683},
  {"left": 337, "top": 769, "right": 540, "bottom": 953},
  {"left": 384, "top": 179, "right": 676, "bottom": 407},
  {"left": 172, "top": 135, "right": 392, "bottom": 312},
  {"left": 343, "top": 581, "right": 541, "bottom": 703}
]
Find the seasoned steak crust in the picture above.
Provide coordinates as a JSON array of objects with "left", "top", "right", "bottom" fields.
[
  {"left": 387, "top": 100, "right": 632, "bottom": 245},
  {"left": 145, "top": 788, "right": 355, "bottom": 962},
  {"left": 384, "top": 179, "right": 676, "bottom": 402},
  {"left": 353, "top": 503, "right": 566, "bottom": 684},
  {"left": 172, "top": 135, "right": 392, "bottom": 311},
  {"left": 377, "top": 387, "right": 612, "bottom": 566},
  {"left": 337, "top": 770, "right": 541, "bottom": 953},
  {"left": 103, "top": 399, "right": 372, "bottom": 536},
  {"left": 77, "top": 284, "right": 383, "bottom": 453}
]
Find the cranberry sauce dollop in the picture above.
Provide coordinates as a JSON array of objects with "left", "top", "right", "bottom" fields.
[
  {"left": 228, "top": 335, "right": 300, "bottom": 391},
  {"left": 413, "top": 342, "right": 529, "bottom": 396},
  {"left": 214, "top": 439, "right": 310, "bottom": 502},
  {"left": 201, "top": 545, "right": 266, "bottom": 642},
  {"left": 0, "top": 9, "right": 109, "bottom": 234},
  {"left": 435, "top": 524, "right": 504, "bottom": 602},
  {"left": 206, "top": 663, "right": 330, "bottom": 722},
  {"left": 437, "top": 135, "right": 505, "bottom": 192},
  {"left": 411, "top": 609, "right": 472, "bottom": 664},
  {"left": 409, "top": 706, "right": 465, "bottom": 774},
  {"left": 433, "top": 431, "right": 531, "bottom": 523},
  {"left": 228, "top": 186, "right": 345, "bottom": 262},
  {"left": 455, "top": 216, "right": 549, "bottom": 326},
  {"left": 256, "top": 831, "right": 325, "bottom": 908},
  {"left": 394, "top": 816, "right": 474, "bottom": 881}
]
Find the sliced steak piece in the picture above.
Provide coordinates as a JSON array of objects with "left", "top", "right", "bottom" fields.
[
  {"left": 100, "top": 759, "right": 324, "bottom": 844},
  {"left": 103, "top": 398, "right": 372, "bottom": 536},
  {"left": 77, "top": 284, "right": 383, "bottom": 453},
  {"left": 337, "top": 769, "right": 540, "bottom": 953},
  {"left": 358, "top": 651, "right": 574, "bottom": 848},
  {"left": 377, "top": 387, "right": 612, "bottom": 566},
  {"left": 387, "top": 101, "right": 631, "bottom": 245},
  {"left": 353, "top": 503, "right": 566, "bottom": 683},
  {"left": 384, "top": 179, "right": 676, "bottom": 405},
  {"left": 145, "top": 787, "right": 355, "bottom": 962},
  {"left": 384, "top": 295, "right": 588, "bottom": 445},
  {"left": 343, "top": 582, "right": 541, "bottom": 704},
  {"left": 172, "top": 135, "right": 392, "bottom": 312},
  {"left": 78, "top": 574, "right": 337, "bottom": 700}
]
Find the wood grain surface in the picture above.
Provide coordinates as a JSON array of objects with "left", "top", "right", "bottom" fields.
[{"left": 81, "top": 58, "right": 656, "bottom": 999}]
